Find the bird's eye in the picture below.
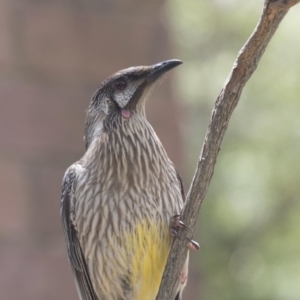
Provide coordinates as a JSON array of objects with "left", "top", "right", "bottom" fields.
[{"left": 115, "top": 80, "right": 127, "bottom": 91}]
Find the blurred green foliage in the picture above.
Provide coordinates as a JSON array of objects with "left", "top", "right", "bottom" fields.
[{"left": 167, "top": 1, "right": 300, "bottom": 299}]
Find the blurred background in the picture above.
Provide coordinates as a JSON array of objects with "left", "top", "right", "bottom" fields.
[{"left": 0, "top": 1, "right": 299, "bottom": 299}]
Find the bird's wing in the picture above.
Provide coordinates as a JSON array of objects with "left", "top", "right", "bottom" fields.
[
  {"left": 61, "top": 165, "right": 98, "bottom": 300},
  {"left": 176, "top": 171, "right": 186, "bottom": 201}
]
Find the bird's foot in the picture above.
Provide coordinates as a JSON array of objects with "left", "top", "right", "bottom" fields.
[{"left": 170, "top": 215, "right": 200, "bottom": 251}]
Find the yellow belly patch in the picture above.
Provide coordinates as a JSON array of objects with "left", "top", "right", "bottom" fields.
[{"left": 122, "top": 220, "right": 172, "bottom": 300}]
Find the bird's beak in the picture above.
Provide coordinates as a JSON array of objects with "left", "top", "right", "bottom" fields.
[
  {"left": 125, "top": 59, "right": 182, "bottom": 110},
  {"left": 147, "top": 59, "right": 183, "bottom": 82}
]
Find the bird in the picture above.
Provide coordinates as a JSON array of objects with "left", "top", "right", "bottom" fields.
[{"left": 61, "top": 59, "right": 194, "bottom": 300}]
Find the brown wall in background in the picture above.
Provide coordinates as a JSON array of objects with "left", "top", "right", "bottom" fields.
[{"left": 0, "top": 1, "right": 183, "bottom": 299}]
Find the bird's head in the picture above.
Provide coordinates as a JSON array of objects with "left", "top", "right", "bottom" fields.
[{"left": 84, "top": 59, "right": 182, "bottom": 149}]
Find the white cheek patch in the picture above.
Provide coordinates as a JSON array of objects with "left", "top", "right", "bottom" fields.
[{"left": 114, "top": 84, "right": 137, "bottom": 108}]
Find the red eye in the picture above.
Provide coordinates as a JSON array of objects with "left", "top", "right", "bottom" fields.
[{"left": 115, "top": 80, "right": 127, "bottom": 90}]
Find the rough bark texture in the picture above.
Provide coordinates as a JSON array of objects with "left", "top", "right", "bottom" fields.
[{"left": 156, "top": 0, "right": 300, "bottom": 299}]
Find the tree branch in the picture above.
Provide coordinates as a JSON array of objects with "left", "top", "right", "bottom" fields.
[{"left": 156, "top": 0, "right": 300, "bottom": 299}]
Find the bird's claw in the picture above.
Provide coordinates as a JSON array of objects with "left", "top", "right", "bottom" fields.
[
  {"left": 170, "top": 215, "right": 200, "bottom": 251},
  {"left": 187, "top": 238, "right": 200, "bottom": 251}
]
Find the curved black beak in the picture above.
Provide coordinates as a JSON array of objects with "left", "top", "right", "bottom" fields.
[
  {"left": 125, "top": 59, "right": 183, "bottom": 110},
  {"left": 148, "top": 59, "right": 183, "bottom": 81}
]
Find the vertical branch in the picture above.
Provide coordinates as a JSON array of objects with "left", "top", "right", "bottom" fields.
[{"left": 157, "top": 1, "right": 300, "bottom": 299}]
